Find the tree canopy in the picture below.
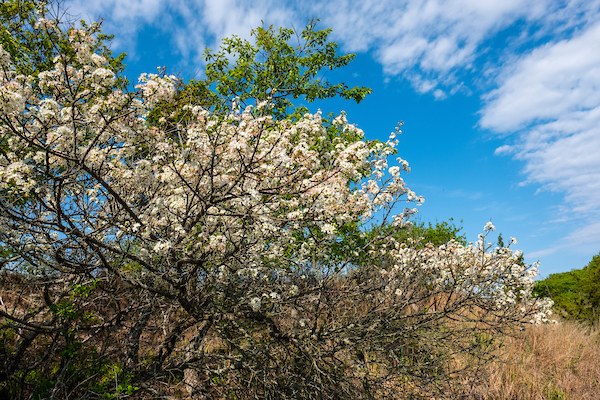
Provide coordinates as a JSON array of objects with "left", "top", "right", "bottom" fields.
[{"left": 202, "top": 21, "right": 372, "bottom": 118}]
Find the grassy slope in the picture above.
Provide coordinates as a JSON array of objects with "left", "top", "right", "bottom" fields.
[{"left": 463, "top": 319, "right": 600, "bottom": 400}]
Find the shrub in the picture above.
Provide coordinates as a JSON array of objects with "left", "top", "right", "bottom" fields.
[{"left": 0, "top": 2, "right": 553, "bottom": 398}]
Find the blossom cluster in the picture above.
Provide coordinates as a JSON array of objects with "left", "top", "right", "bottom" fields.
[
  {"left": 0, "top": 19, "right": 552, "bottom": 328},
  {"left": 373, "top": 224, "right": 554, "bottom": 325},
  {"left": 0, "top": 22, "right": 413, "bottom": 280}
]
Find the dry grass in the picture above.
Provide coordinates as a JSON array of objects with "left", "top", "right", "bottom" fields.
[{"left": 463, "top": 319, "right": 600, "bottom": 400}]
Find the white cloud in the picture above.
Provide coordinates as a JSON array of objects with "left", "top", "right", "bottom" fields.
[
  {"left": 63, "top": 0, "right": 598, "bottom": 95},
  {"left": 494, "top": 145, "right": 513, "bottom": 155},
  {"left": 65, "top": 0, "right": 165, "bottom": 22},
  {"left": 62, "top": 0, "right": 600, "bottom": 96},
  {"left": 173, "top": 0, "right": 294, "bottom": 68},
  {"left": 480, "top": 22, "right": 600, "bottom": 132},
  {"left": 64, "top": 0, "right": 297, "bottom": 69},
  {"left": 526, "top": 219, "right": 600, "bottom": 262},
  {"left": 315, "top": 0, "right": 552, "bottom": 94},
  {"left": 481, "top": 22, "right": 600, "bottom": 216},
  {"left": 433, "top": 89, "right": 447, "bottom": 100},
  {"left": 527, "top": 246, "right": 559, "bottom": 259},
  {"left": 562, "top": 220, "right": 600, "bottom": 250},
  {"left": 63, "top": 0, "right": 166, "bottom": 42}
]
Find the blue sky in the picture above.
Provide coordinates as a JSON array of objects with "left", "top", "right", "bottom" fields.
[{"left": 62, "top": 0, "right": 600, "bottom": 276}]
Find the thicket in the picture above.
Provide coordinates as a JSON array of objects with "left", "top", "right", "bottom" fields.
[
  {"left": 534, "top": 253, "right": 600, "bottom": 326},
  {"left": 0, "top": 1, "right": 553, "bottom": 399}
]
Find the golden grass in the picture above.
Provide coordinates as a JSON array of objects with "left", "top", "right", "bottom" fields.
[{"left": 463, "top": 319, "right": 600, "bottom": 400}]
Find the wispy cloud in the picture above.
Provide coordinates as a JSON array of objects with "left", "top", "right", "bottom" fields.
[
  {"left": 63, "top": 0, "right": 555, "bottom": 93},
  {"left": 316, "top": 0, "right": 554, "bottom": 94},
  {"left": 445, "top": 189, "right": 484, "bottom": 201},
  {"left": 63, "top": 0, "right": 168, "bottom": 49},
  {"left": 563, "top": 220, "right": 600, "bottom": 250},
  {"left": 171, "top": 0, "right": 296, "bottom": 67},
  {"left": 64, "top": 0, "right": 298, "bottom": 70},
  {"left": 527, "top": 246, "right": 559, "bottom": 259},
  {"left": 526, "top": 219, "right": 600, "bottom": 263},
  {"left": 480, "top": 22, "right": 600, "bottom": 217},
  {"left": 63, "top": 0, "right": 600, "bottom": 93}
]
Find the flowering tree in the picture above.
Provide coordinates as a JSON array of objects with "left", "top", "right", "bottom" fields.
[{"left": 0, "top": 6, "right": 553, "bottom": 400}]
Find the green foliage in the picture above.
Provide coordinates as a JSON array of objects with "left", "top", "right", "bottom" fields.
[
  {"left": 0, "top": 0, "right": 126, "bottom": 78},
  {"left": 91, "top": 364, "right": 139, "bottom": 399},
  {"left": 336, "top": 218, "right": 466, "bottom": 271},
  {"left": 534, "top": 253, "right": 600, "bottom": 325},
  {"left": 378, "top": 218, "right": 467, "bottom": 248},
  {"left": 203, "top": 19, "right": 372, "bottom": 119},
  {"left": 409, "top": 218, "right": 467, "bottom": 246},
  {"left": 1, "top": 0, "right": 52, "bottom": 75},
  {"left": 147, "top": 20, "right": 372, "bottom": 156},
  {"left": 0, "top": 278, "right": 137, "bottom": 399}
]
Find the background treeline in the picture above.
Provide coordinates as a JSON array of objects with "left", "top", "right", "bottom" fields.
[{"left": 534, "top": 253, "right": 600, "bottom": 326}]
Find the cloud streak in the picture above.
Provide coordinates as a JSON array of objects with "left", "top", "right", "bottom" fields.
[
  {"left": 65, "top": 1, "right": 587, "bottom": 94},
  {"left": 481, "top": 22, "right": 600, "bottom": 217},
  {"left": 317, "top": 0, "right": 553, "bottom": 95},
  {"left": 64, "top": 0, "right": 299, "bottom": 70}
]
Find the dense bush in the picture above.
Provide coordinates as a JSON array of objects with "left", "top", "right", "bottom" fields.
[{"left": 0, "top": 1, "right": 553, "bottom": 399}]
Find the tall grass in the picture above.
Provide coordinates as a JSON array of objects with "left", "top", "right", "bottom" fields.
[{"left": 464, "top": 319, "right": 600, "bottom": 400}]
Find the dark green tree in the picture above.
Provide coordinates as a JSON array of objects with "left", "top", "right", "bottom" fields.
[
  {"left": 534, "top": 252, "right": 600, "bottom": 325},
  {"left": 203, "top": 20, "right": 372, "bottom": 118},
  {"left": 147, "top": 20, "right": 373, "bottom": 137}
]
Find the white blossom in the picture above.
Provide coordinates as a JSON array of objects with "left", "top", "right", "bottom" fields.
[{"left": 250, "top": 297, "right": 262, "bottom": 312}]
